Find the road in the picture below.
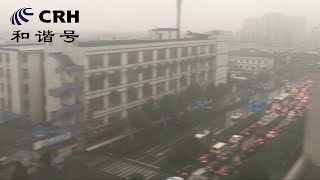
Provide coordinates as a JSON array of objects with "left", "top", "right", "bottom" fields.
[{"left": 65, "top": 81, "right": 304, "bottom": 180}]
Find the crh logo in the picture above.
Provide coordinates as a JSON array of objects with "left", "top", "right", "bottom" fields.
[
  {"left": 10, "top": 8, "right": 79, "bottom": 25},
  {"left": 11, "top": 8, "right": 34, "bottom": 25}
]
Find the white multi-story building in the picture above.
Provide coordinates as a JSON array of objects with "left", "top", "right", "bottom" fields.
[
  {"left": 0, "top": 37, "right": 228, "bottom": 132},
  {"left": 229, "top": 49, "right": 274, "bottom": 74},
  {"left": 0, "top": 46, "right": 45, "bottom": 124}
]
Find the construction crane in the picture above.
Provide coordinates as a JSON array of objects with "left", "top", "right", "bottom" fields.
[{"left": 177, "top": 0, "right": 182, "bottom": 39}]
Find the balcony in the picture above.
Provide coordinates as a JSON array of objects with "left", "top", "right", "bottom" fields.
[
  {"left": 49, "top": 82, "right": 84, "bottom": 97},
  {"left": 51, "top": 103, "right": 84, "bottom": 120}
]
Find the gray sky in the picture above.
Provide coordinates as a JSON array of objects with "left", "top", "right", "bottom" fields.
[{"left": 1, "top": 0, "right": 319, "bottom": 34}]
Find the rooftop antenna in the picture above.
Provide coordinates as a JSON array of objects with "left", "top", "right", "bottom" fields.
[{"left": 177, "top": 0, "right": 182, "bottom": 39}]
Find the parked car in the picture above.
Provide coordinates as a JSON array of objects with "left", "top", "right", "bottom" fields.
[
  {"left": 195, "top": 129, "right": 210, "bottom": 139},
  {"left": 231, "top": 113, "right": 243, "bottom": 120}
]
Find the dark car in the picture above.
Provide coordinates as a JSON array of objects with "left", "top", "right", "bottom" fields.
[{"left": 240, "top": 128, "right": 254, "bottom": 137}]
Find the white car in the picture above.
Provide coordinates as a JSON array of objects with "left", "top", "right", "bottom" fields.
[
  {"left": 229, "top": 135, "right": 244, "bottom": 144},
  {"left": 231, "top": 113, "right": 243, "bottom": 120},
  {"left": 166, "top": 177, "right": 184, "bottom": 180},
  {"left": 195, "top": 130, "right": 210, "bottom": 139}
]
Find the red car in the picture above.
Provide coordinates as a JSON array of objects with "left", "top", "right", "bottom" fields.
[
  {"left": 215, "top": 166, "right": 234, "bottom": 176},
  {"left": 254, "top": 138, "right": 265, "bottom": 146}
]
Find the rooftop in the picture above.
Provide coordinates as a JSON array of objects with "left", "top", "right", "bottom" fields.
[
  {"left": 78, "top": 38, "right": 214, "bottom": 47},
  {"left": 0, "top": 44, "right": 43, "bottom": 51},
  {"left": 150, "top": 28, "right": 178, "bottom": 31},
  {"left": 229, "top": 48, "right": 274, "bottom": 58}
]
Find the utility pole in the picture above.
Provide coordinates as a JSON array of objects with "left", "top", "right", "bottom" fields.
[{"left": 177, "top": 0, "right": 182, "bottom": 39}]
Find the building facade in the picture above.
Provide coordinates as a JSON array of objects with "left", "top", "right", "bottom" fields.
[
  {"left": 0, "top": 46, "right": 45, "bottom": 124},
  {"left": 0, "top": 38, "right": 228, "bottom": 132},
  {"left": 229, "top": 49, "right": 274, "bottom": 75}
]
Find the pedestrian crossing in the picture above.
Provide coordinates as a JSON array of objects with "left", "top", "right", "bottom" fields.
[{"left": 85, "top": 155, "right": 158, "bottom": 179}]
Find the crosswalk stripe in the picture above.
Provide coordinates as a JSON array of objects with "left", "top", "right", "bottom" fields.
[
  {"left": 109, "top": 163, "right": 135, "bottom": 175},
  {"left": 85, "top": 155, "right": 106, "bottom": 165},
  {"left": 104, "top": 162, "right": 128, "bottom": 172},
  {"left": 145, "top": 171, "right": 158, "bottom": 179},
  {"left": 113, "top": 164, "right": 135, "bottom": 174},
  {"left": 117, "top": 166, "right": 143, "bottom": 177},
  {"left": 124, "top": 167, "right": 150, "bottom": 178},
  {"left": 86, "top": 156, "right": 109, "bottom": 167}
]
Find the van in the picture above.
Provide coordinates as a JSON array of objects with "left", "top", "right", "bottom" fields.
[{"left": 210, "top": 142, "right": 227, "bottom": 154}]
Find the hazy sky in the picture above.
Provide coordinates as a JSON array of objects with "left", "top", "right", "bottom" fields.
[{"left": 1, "top": 0, "right": 319, "bottom": 34}]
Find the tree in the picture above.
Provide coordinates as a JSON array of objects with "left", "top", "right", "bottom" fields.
[
  {"left": 129, "top": 173, "right": 145, "bottom": 180},
  {"left": 158, "top": 94, "right": 179, "bottom": 119},
  {"left": 255, "top": 71, "right": 272, "bottom": 83},
  {"left": 11, "top": 162, "right": 29, "bottom": 180},
  {"left": 129, "top": 111, "right": 149, "bottom": 129},
  {"left": 185, "top": 83, "right": 204, "bottom": 101}
]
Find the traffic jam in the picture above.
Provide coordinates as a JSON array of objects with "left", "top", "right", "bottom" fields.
[{"left": 176, "top": 80, "right": 313, "bottom": 180}]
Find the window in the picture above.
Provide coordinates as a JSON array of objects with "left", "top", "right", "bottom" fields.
[
  {"left": 89, "top": 74, "right": 104, "bottom": 91},
  {"left": 181, "top": 47, "right": 189, "bottom": 57},
  {"left": 199, "top": 45, "right": 207, "bottom": 54},
  {"left": 24, "top": 84, "right": 29, "bottom": 94},
  {"left": 209, "top": 44, "right": 215, "bottom": 53},
  {"left": 157, "top": 49, "right": 166, "bottom": 60},
  {"left": 127, "top": 51, "right": 139, "bottom": 64},
  {"left": 192, "top": 46, "right": 198, "bottom": 55},
  {"left": 90, "top": 97, "right": 104, "bottom": 111},
  {"left": 88, "top": 55, "right": 104, "bottom": 69},
  {"left": 108, "top": 53, "right": 121, "bottom": 67},
  {"left": 0, "top": 84, "right": 3, "bottom": 92},
  {"left": 22, "top": 54, "right": 28, "bottom": 63},
  {"left": 143, "top": 50, "right": 153, "bottom": 62},
  {"left": 24, "top": 100, "right": 30, "bottom": 112},
  {"left": 0, "top": 69, "right": 3, "bottom": 78},
  {"left": 0, "top": 98, "right": 4, "bottom": 108},
  {"left": 170, "top": 48, "right": 178, "bottom": 59},
  {"left": 22, "top": 69, "right": 29, "bottom": 79},
  {"left": 5, "top": 54, "right": 9, "bottom": 64}
]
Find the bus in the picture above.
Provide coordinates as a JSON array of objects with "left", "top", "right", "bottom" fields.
[{"left": 272, "top": 93, "right": 290, "bottom": 112}]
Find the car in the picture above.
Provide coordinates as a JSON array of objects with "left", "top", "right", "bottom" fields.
[
  {"left": 229, "top": 135, "right": 244, "bottom": 144},
  {"left": 266, "top": 131, "right": 278, "bottom": 139},
  {"left": 248, "top": 123, "right": 257, "bottom": 129},
  {"left": 215, "top": 165, "right": 234, "bottom": 176},
  {"left": 231, "top": 113, "right": 243, "bottom": 120},
  {"left": 240, "top": 128, "right": 254, "bottom": 137},
  {"left": 198, "top": 153, "right": 214, "bottom": 163},
  {"left": 232, "top": 155, "right": 242, "bottom": 167},
  {"left": 254, "top": 138, "right": 265, "bottom": 146},
  {"left": 216, "top": 149, "right": 232, "bottom": 161},
  {"left": 166, "top": 177, "right": 185, "bottom": 180},
  {"left": 176, "top": 165, "right": 196, "bottom": 178},
  {"left": 210, "top": 142, "right": 227, "bottom": 154},
  {"left": 204, "top": 161, "right": 222, "bottom": 173},
  {"left": 287, "top": 111, "right": 296, "bottom": 118},
  {"left": 195, "top": 129, "right": 210, "bottom": 139},
  {"left": 272, "top": 126, "right": 283, "bottom": 133}
]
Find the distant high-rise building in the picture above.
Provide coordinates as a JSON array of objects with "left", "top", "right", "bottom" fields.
[
  {"left": 309, "top": 26, "right": 320, "bottom": 50},
  {"left": 238, "top": 13, "right": 307, "bottom": 49}
]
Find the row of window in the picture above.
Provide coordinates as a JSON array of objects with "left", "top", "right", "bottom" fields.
[
  {"left": 233, "top": 59, "right": 269, "bottom": 65},
  {"left": 89, "top": 73, "right": 212, "bottom": 112},
  {"left": 88, "top": 45, "right": 216, "bottom": 69},
  {"left": 88, "top": 63, "right": 213, "bottom": 91}
]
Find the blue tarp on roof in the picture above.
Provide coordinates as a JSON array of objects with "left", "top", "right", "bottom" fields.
[
  {"left": 49, "top": 82, "right": 84, "bottom": 97},
  {"left": 28, "top": 125, "right": 57, "bottom": 137},
  {"left": 4, "top": 111, "right": 21, "bottom": 122},
  {"left": 48, "top": 53, "right": 83, "bottom": 73},
  {"left": 51, "top": 104, "right": 84, "bottom": 120}
]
